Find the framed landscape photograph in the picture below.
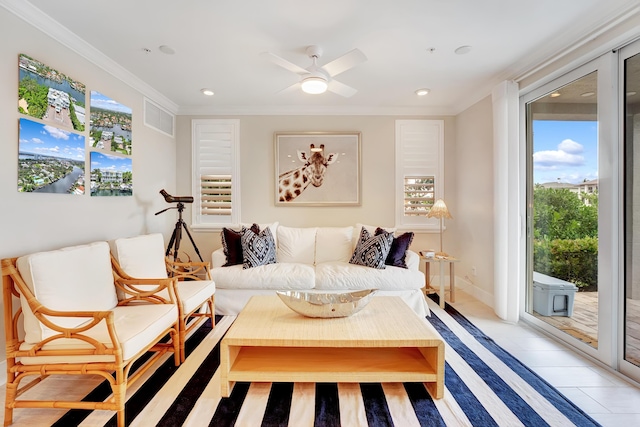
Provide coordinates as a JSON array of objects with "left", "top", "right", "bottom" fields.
[
  {"left": 275, "top": 131, "right": 361, "bottom": 206},
  {"left": 90, "top": 91, "right": 132, "bottom": 155},
  {"left": 18, "top": 54, "right": 86, "bottom": 132},
  {"left": 18, "top": 118, "right": 86, "bottom": 194},
  {"left": 89, "top": 151, "right": 133, "bottom": 196}
]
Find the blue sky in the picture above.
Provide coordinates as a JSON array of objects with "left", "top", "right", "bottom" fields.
[
  {"left": 19, "top": 117, "right": 85, "bottom": 160},
  {"left": 90, "top": 91, "right": 132, "bottom": 114},
  {"left": 533, "top": 120, "right": 598, "bottom": 184},
  {"left": 90, "top": 151, "right": 132, "bottom": 173}
]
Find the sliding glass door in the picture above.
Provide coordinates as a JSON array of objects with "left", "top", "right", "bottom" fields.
[
  {"left": 526, "top": 71, "right": 600, "bottom": 344},
  {"left": 522, "top": 40, "right": 640, "bottom": 380},
  {"left": 523, "top": 53, "right": 617, "bottom": 366}
]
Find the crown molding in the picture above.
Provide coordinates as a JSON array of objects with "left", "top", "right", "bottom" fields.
[
  {"left": 1, "top": 0, "right": 179, "bottom": 114},
  {"left": 176, "top": 104, "right": 456, "bottom": 117},
  {"left": 450, "top": 2, "right": 640, "bottom": 115}
]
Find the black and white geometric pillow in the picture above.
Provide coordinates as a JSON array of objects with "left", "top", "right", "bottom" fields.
[
  {"left": 241, "top": 226, "right": 277, "bottom": 269},
  {"left": 349, "top": 227, "right": 394, "bottom": 269}
]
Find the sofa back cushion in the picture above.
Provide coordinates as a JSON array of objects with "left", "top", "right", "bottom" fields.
[
  {"left": 16, "top": 241, "right": 118, "bottom": 344},
  {"left": 315, "top": 227, "right": 354, "bottom": 264},
  {"left": 110, "top": 233, "right": 168, "bottom": 278},
  {"left": 277, "top": 226, "right": 317, "bottom": 264}
]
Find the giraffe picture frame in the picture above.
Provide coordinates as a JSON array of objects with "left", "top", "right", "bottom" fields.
[{"left": 275, "top": 131, "right": 361, "bottom": 206}]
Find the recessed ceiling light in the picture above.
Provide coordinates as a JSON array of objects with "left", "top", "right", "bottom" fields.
[
  {"left": 415, "top": 88, "right": 430, "bottom": 96},
  {"left": 581, "top": 91, "right": 595, "bottom": 97},
  {"left": 550, "top": 92, "right": 561, "bottom": 98},
  {"left": 201, "top": 88, "right": 214, "bottom": 96},
  {"left": 158, "top": 45, "right": 175, "bottom": 55},
  {"left": 628, "top": 91, "right": 637, "bottom": 96},
  {"left": 454, "top": 45, "right": 472, "bottom": 55}
]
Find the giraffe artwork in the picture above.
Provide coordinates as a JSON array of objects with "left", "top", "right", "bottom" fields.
[{"left": 278, "top": 144, "right": 338, "bottom": 202}]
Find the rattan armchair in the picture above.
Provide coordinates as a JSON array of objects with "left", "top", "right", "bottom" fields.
[
  {"left": 1, "top": 241, "right": 180, "bottom": 427},
  {"left": 109, "top": 233, "right": 215, "bottom": 363}
]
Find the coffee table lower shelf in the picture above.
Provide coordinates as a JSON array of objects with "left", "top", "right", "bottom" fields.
[{"left": 221, "top": 344, "right": 443, "bottom": 399}]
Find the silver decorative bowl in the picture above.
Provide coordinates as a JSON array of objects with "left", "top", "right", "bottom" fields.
[{"left": 276, "top": 290, "right": 377, "bottom": 318}]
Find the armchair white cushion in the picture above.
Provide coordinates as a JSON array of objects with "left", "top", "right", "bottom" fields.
[
  {"left": 17, "top": 241, "right": 119, "bottom": 344},
  {"left": 110, "top": 233, "right": 167, "bottom": 278}
]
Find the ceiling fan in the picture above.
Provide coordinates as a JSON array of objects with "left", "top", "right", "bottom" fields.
[{"left": 262, "top": 45, "right": 367, "bottom": 97}]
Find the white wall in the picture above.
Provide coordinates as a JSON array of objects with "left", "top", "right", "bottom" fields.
[
  {"left": 174, "top": 115, "right": 462, "bottom": 264},
  {"left": 453, "top": 96, "right": 495, "bottom": 306},
  {"left": 0, "top": 9, "right": 177, "bottom": 360}
]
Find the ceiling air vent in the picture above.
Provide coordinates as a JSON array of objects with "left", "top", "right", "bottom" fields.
[{"left": 144, "top": 98, "right": 175, "bottom": 138}]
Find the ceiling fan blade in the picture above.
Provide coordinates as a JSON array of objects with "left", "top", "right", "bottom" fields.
[
  {"left": 321, "top": 48, "right": 367, "bottom": 77},
  {"left": 327, "top": 79, "right": 357, "bottom": 98},
  {"left": 261, "top": 51, "right": 308, "bottom": 75},
  {"left": 277, "top": 81, "right": 302, "bottom": 94}
]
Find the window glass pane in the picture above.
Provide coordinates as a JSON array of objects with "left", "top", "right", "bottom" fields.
[{"left": 527, "top": 72, "right": 599, "bottom": 348}]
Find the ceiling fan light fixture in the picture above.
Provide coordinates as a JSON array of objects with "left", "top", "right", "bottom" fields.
[{"left": 301, "top": 76, "right": 328, "bottom": 94}]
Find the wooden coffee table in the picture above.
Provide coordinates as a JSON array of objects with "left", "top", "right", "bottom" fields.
[{"left": 220, "top": 295, "right": 444, "bottom": 399}]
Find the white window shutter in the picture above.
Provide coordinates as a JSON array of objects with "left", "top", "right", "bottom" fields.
[
  {"left": 395, "top": 120, "right": 444, "bottom": 229},
  {"left": 192, "top": 119, "right": 240, "bottom": 227}
]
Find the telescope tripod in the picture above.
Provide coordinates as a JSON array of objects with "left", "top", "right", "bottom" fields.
[{"left": 155, "top": 202, "right": 204, "bottom": 263}]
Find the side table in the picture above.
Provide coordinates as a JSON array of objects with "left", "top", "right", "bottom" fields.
[{"left": 421, "top": 256, "right": 459, "bottom": 308}]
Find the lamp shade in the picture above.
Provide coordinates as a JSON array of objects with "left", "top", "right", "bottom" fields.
[{"left": 427, "top": 199, "right": 452, "bottom": 219}]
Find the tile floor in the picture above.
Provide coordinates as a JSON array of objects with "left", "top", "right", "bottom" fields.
[{"left": 452, "top": 291, "right": 640, "bottom": 426}]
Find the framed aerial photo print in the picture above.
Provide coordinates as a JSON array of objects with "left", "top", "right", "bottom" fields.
[
  {"left": 275, "top": 131, "right": 361, "bottom": 206},
  {"left": 89, "top": 151, "right": 133, "bottom": 196},
  {"left": 18, "top": 118, "right": 86, "bottom": 194},
  {"left": 18, "top": 54, "right": 86, "bottom": 132},
  {"left": 90, "top": 91, "right": 132, "bottom": 155}
]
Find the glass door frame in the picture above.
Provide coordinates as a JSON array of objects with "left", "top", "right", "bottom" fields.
[
  {"left": 519, "top": 53, "right": 619, "bottom": 368},
  {"left": 619, "top": 39, "right": 640, "bottom": 381}
]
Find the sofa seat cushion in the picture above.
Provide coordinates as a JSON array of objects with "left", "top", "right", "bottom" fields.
[
  {"left": 314, "top": 262, "right": 424, "bottom": 291},
  {"left": 18, "top": 303, "right": 178, "bottom": 365},
  {"left": 16, "top": 241, "right": 119, "bottom": 344},
  {"left": 211, "top": 263, "right": 315, "bottom": 290}
]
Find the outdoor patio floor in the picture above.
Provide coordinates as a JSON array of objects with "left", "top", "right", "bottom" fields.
[{"left": 533, "top": 291, "right": 640, "bottom": 365}]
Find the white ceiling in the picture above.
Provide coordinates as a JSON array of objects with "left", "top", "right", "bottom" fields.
[{"left": 6, "top": 0, "right": 640, "bottom": 115}]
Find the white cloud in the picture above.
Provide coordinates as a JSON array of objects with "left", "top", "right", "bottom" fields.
[
  {"left": 558, "top": 139, "right": 583, "bottom": 154},
  {"left": 43, "top": 125, "right": 70, "bottom": 140},
  {"left": 534, "top": 138, "right": 585, "bottom": 169},
  {"left": 31, "top": 138, "right": 44, "bottom": 144}
]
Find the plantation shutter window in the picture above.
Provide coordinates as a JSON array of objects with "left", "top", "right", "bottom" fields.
[
  {"left": 395, "top": 120, "right": 444, "bottom": 229},
  {"left": 192, "top": 119, "right": 240, "bottom": 228},
  {"left": 404, "top": 176, "right": 435, "bottom": 216}
]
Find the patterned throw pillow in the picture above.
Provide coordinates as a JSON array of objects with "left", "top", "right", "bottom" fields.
[
  {"left": 221, "top": 223, "right": 260, "bottom": 266},
  {"left": 241, "top": 226, "right": 277, "bottom": 269},
  {"left": 375, "top": 227, "right": 414, "bottom": 269},
  {"left": 349, "top": 227, "right": 394, "bottom": 269}
]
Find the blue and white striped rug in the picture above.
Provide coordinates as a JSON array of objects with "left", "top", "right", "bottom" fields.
[{"left": 38, "top": 296, "right": 599, "bottom": 427}]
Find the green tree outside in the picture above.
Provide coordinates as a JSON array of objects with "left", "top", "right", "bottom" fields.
[{"left": 533, "top": 186, "right": 598, "bottom": 289}]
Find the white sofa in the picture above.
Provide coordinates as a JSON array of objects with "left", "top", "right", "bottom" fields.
[{"left": 211, "top": 223, "right": 429, "bottom": 317}]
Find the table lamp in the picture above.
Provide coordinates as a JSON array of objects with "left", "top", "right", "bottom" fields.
[{"left": 427, "top": 199, "right": 452, "bottom": 257}]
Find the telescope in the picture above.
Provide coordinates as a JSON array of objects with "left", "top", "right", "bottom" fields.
[
  {"left": 160, "top": 189, "right": 193, "bottom": 204},
  {"left": 156, "top": 189, "right": 203, "bottom": 263}
]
